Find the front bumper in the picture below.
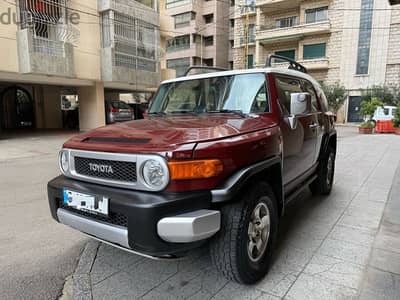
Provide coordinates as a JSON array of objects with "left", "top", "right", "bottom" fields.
[{"left": 48, "top": 175, "right": 220, "bottom": 257}]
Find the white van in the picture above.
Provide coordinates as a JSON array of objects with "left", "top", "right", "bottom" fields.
[{"left": 372, "top": 106, "right": 397, "bottom": 125}]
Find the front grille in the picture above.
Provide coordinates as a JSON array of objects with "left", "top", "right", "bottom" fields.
[
  {"left": 60, "top": 201, "right": 128, "bottom": 227},
  {"left": 74, "top": 157, "right": 137, "bottom": 182}
]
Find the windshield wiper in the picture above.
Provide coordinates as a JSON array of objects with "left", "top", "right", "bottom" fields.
[{"left": 210, "top": 110, "right": 247, "bottom": 118}]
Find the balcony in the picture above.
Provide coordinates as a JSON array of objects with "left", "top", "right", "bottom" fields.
[
  {"left": 257, "top": 21, "right": 331, "bottom": 45},
  {"left": 165, "top": 43, "right": 201, "bottom": 60},
  {"left": 98, "top": 0, "right": 159, "bottom": 26},
  {"left": 17, "top": 28, "right": 74, "bottom": 77},
  {"left": 256, "top": 0, "right": 302, "bottom": 12},
  {"left": 271, "top": 58, "right": 329, "bottom": 71},
  {"left": 164, "top": 0, "right": 199, "bottom": 16},
  {"left": 101, "top": 47, "right": 160, "bottom": 88},
  {"left": 238, "top": 5, "right": 256, "bottom": 17}
]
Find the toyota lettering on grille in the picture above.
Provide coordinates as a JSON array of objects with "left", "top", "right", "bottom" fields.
[{"left": 88, "top": 163, "right": 114, "bottom": 174}]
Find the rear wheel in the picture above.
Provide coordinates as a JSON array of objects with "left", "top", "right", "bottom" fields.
[
  {"left": 310, "top": 146, "right": 336, "bottom": 195},
  {"left": 210, "top": 182, "right": 278, "bottom": 284}
]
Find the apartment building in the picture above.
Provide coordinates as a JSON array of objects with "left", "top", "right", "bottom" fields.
[
  {"left": 164, "top": 0, "right": 230, "bottom": 77},
  {"left": 0, "top": 0, "right": 172, "bottom": 133},
  {"left": 234, "top": 0, "right": 400, "bottom": 122}
]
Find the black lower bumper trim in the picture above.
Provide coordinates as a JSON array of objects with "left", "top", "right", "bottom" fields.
[{"left": 48, "top": 175, "right": 212, "bottom": 256}]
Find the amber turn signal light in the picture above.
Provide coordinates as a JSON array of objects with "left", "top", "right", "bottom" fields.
[{"left": 168, "top": 160, "right": 224, "bottom": 180}]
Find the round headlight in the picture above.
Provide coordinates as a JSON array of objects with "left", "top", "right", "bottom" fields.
[
  {"left": 142, "top": 159, "right": 168, "bottom": 189},
  {"left": 59, "top": 150, "right": 69, "bottom": 174}
]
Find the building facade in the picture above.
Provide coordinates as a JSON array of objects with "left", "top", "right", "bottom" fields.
[
  {"left": 234, "top": 0, "right": 400, "bottom": 122},
  {"left": 0, "top": 0, "right": 173, "bottom": 133},
  {"left": 164, "top": 0, "right": 230, "bottom": 77}
]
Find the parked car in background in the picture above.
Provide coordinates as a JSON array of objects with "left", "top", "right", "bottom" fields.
[
  {"left": 127, "top": 102, "right": 149, "bottom": 120},
  {"left": 105, "top": 100, "right": 135, "bottom": 124},
  {"left": 372, "top": 105, "right": 397, "bottom": 126}
]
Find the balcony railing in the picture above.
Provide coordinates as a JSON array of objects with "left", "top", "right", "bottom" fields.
[
  {"left": 257, "top": 20, "right": 331, "bottom": 44},
  {"left": 101, "top": 10, "right": 160, "bottom": 87},
  {"left": 240, "top": 35, "right": 256, "bottom": 45},
  {"left": 16, "top": 2, "right": 76, "bottom": 77},
  {"left": 240, "top": 5, "right": 256, "bottom": 15},
  {"left": 256, "top": 0, "right": 302, "bottom": 11},
  {"left": 98, "top": 0, "right": 159, "bottom": 26},
  {"left": 166, "top": 44, "right": 191, "bottom": 53},
  {"left": 271, "top": 58, "right": 329, "bottom": 70}
]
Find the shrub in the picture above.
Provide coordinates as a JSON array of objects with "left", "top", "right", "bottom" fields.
[
  {"left": 359, "top": 121, "right": 375, "bottom": 129},
  {"left": 393, "top": 106, "right": 400, "bottom": 128}
]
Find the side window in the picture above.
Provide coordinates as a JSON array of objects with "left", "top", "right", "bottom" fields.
[
  {"left": 383, "top": 108, "right": 390, "bottom": 116},
  {"left": 251, "top": 84, "right": 269, "bottom": 113},
  {"left": 302, "top": 80, "right": 320, "bottom": 112},
  {"left": 275, "top": 76, "right": 303, "bottom": 115}
]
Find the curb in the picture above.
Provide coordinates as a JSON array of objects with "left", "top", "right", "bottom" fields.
[{"left": 61, "top": 240, "right": 100, "bottom": 300}]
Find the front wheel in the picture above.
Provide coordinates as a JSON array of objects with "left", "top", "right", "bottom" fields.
[
  {"left": 210, "top": 182, "right": 278, "bottom": 284},
  {"left": 310, "top": 146, "right": 336, "bottom": 195}
]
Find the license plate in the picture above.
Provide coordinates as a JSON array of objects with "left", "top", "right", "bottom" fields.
[{"left": 63, "top": 189, "right": 109, "bottom": 216}]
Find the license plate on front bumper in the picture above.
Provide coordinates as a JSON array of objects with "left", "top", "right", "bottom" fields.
[{"left": 63, "top": 189, "right": 109, "bottom": 216}]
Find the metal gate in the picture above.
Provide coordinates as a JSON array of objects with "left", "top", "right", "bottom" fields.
[{"left": 347, "top": 96, "right": 364, "bottom": 123}]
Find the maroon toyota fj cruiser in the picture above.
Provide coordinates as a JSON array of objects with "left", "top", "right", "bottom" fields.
[{"left": 48, "top": 56, "right": 336, "bottom": 284}]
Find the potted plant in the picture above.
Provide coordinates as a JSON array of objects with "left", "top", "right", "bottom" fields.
[
  {"left": 359, "top": 98, "right": 384, "bottom": 134},
  {"left": 359, "top": 121, "right": 375, "bottom": 134},
  {"left": 393, "top": 105, "right": 400, "bottom": 135}
]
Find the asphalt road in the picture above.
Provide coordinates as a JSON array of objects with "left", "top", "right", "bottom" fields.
[{"left": 0, "top": 132, "right": 87, "bottom": 300}]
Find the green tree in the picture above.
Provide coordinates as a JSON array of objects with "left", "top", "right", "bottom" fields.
[{"left": 320, "top": 81, "right": 347, "bottom": 113}]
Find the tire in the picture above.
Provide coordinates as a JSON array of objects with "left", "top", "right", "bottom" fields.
[
  {"left": 210, "top": 182, "right": 279, "bottom": 284},
  {"left": 310, "top": 146, "right": 336, "bottom": 195}
]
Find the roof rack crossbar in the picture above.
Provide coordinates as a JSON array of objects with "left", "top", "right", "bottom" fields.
[
  {"left": 266, "top": 55, "right": 308, "bottom": 74},
  {"left": 183, "top": 65, "right": 229, "bottom": 77}
]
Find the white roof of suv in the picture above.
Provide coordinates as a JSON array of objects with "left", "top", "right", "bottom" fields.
[{"left": 162, "top": 67, "right": 320, "bottom": 87}]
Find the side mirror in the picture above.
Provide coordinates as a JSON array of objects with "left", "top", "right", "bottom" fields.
[{"left": 290, "top": 92, "right": 311, "bottom": 116}]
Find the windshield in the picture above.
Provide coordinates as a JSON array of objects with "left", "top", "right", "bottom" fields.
[{"left": 149, "top": 73, "right": 269, "bottom": 115}]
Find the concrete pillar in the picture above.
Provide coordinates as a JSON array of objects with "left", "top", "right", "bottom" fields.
[{"left": 78, "top": 82, "right": 105, "bottom": 131}]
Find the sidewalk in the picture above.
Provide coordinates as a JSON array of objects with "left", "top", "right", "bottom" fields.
[
  {"left": 359, "top": 162, "right": 400, "bottom": 299},
  {"left": 65, "top": 132, "right": 400, "bottom": 300}
]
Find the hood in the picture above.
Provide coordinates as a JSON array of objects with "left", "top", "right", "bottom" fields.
[{"left": 63, "top": 114, "right": 277, "bottom": 154}]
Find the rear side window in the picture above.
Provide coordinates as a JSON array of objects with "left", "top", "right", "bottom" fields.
[
  {"left": 301, "top": 80, "right": 320, "bottom": 112},
  {"left": 111, "top": 101, "right": 130, "bottom": 109},
  {"left": 274, "top": 76, "right": 303, "bottom": 115},
  {"left": 251, "top": 83, "right": 270, "bottom": 113}
]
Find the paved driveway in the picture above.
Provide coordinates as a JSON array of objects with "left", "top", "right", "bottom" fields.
[
  {"left": 1, "top": 128, "right": 400, "bottom": 300},
  {"left": 69, "top": 128, "right": 400, "bottom": 299},
  {"left": 0, "top": 132, "right": 88, "bottom": 300}
]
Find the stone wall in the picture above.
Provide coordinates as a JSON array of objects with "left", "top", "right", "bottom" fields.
[{"left": 385, "top": 5, "right": 400, "bottom": 86}]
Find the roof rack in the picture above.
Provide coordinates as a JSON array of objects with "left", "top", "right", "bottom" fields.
[
  {"left": 183, "top": 65, "right": 229, "bottom": 77},
  {"left": 266, "top": 55, "right": 308, "bottom": 74}
]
